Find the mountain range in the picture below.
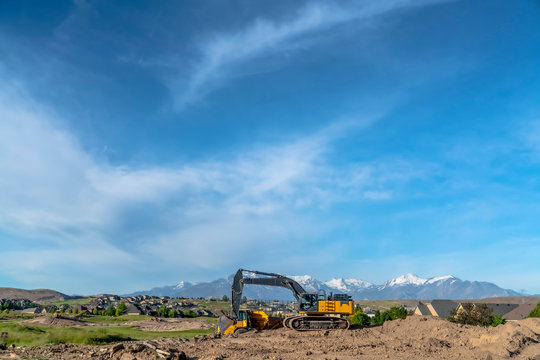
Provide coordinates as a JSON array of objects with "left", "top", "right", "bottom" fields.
[{"left": 125, "top": 273, "right": 521, "bottom": 300}]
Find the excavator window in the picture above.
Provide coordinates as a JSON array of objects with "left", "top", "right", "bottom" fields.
[
  {"left": 238, "top": 311, "right": 247, "bottom": 321},
  {"left": 300, "top": 294, "right": 317, "bottom": 311}
]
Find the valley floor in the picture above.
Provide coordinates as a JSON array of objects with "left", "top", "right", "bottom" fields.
[{"left": 1, "top": 316, "right": 539, "bottom": 359}]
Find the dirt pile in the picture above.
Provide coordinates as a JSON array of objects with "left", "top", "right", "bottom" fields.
[
  {"left": 1, "top": 316, "right": 539, "bottom": 359},
  {"left": 20, "top": 315, "right": 89, "bottom": 327}
]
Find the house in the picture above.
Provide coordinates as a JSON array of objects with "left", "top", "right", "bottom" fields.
[
  {"left": 414, "top": 300, "right": 459, "bottom": 318},
  {"left": 19, "top": 307, "right": 39, "bottom": 314},
  {"left": 414, "top": 302, "right": 432, "bottom": 316},
  {"left": 125, "top": 303, "right": 142, "bottom": 315},
  {"left": 502, "top": 303, "right": 537, "bottom": 321},
  {"left": 485, "top": 303, "right": 519, "bottom": 317}
]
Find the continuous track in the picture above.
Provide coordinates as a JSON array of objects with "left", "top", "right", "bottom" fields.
[{"left": 283, "top": 315, "right": 350, "bottom": 331}]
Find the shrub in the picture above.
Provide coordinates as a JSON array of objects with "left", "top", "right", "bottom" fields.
[
  {"left": 370, "top": 307, "right": 407, "bottom": 326},
  {"left": 491, "top": 314, "right": 506, "bottom": 327},
  {"left": 450, "top": 303, "right": 504, "bottom": 327},
  {"left": 529, "top": 301, "right": 540, "bottom": 318},
  {"left": 183, "top": 309, "right": 197, "bottom": 318},
  {"left": 157, "top": 305, "right": 169, "bottom": 318},
  {"left": 168, "top": 309, "right": 177, "bottom": 318},
  {"left": 105, "top": 305, "right": 116, "bottom": 317},
  {"left": 351, "top": 308, "right": 370, "bottom": 326}
]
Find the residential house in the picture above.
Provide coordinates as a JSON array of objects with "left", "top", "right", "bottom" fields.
[
  {"left": 414, "top": 300, "right": 459, "bottom": 318},
  {"left": 502, "top": 303, "right": 537, "bottom": 321}
]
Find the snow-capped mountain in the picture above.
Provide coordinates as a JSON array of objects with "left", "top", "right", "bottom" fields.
[
  {"left": 125, "top": 273, "right": 520, "bottom": 300},
  {"left": 324, "top": 278, "right": 374, "bottom": 292}
]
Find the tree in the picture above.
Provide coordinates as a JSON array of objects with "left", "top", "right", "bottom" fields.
[
  {"left": 92, "top": 308, "right": 98, "bottom": 315},
  {"left": 371, "top": 310, "right": 383, "bottom": 325},
  {"left": 351, "top": 308, "right": 370, "bottom": 326},
  {"left": 168, "top": 309, "right": 176, "bottom": 318},
  {"left": 116, "top": 301, "right": 126, "bottom": 316},
  {"left": 387, "top": 306, "right": 407, "bottom": 320},
  {"left": 60, "top": 306, "right": 67, "bottom": 314},
  {"left": 450, "top": 303, "right": 494, "bottom": 327},
  {"left": 157, "top": 305, "right": 169, "bottom": 318},
  {"left": 370, "top": 307, "right": 407, "bottom": 326},
  {"left": 222, "top": 295, "right": 229, "bottom": 302},
  {"left": 105, "top": 305, "right": 116, "bottom": 317},
  {"left": 529, "top": 301, "right": 540, "bottom": 318}
]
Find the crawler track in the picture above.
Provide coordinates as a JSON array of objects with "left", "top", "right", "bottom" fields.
[{"left": 283, "top": 315, "right": 350, "bottom": 331}]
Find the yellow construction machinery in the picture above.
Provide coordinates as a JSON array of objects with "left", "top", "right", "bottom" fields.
[{"left": 217, "top": 269, "right": 354, "bottom": 334}]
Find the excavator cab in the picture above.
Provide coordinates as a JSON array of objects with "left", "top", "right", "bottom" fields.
[
  {"left": 236, "top": 310, "right": 250, "bottom": 328},
  {"left": 299, "top": 293, "right": 318, "bottom": 312}
]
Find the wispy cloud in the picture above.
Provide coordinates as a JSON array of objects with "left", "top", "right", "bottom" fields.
[
  {"left": 172, "top": 0, "right": 452, "bottom": 107},
  {"left": 0, "top": 76, "right": 422, "bottom": 292}
]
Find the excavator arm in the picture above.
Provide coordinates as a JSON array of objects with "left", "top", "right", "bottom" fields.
[{"left": 230, "top": 269, "right": 306, "bottom": 319}]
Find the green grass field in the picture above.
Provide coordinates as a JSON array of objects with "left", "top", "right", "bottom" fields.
[
  {"left": 0, "top": 323, "right": 213, "bottom": 347},
  {"left": 44, "top": 298, "right": 95, "bottom": 307},
  {"left": 0, "top": 313, "right": 214, "bottom": 347}
]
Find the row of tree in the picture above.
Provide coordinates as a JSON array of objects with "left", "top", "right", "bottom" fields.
[
  {"left": 351, "top": 306, "right": 407, "bottom": 327},
  {"left": 90, "top": 301, "right": 126, "bottom": 316}
]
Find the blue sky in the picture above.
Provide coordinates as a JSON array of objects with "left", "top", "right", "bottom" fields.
[{"left": 1, "top": 0, "right": 540, "bottom": 295}]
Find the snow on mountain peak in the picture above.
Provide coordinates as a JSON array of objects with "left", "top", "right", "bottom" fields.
[
  {"left": 324, "top": 278, "right": 374, "bottom": 291},
  {"left": 426, "top": 275, "right": 455, "bottom": 284},
  {"left": 175, "top": 281, "right": 186, "bottom": 289},
  {"left": 387, "top": 273, "right": 427, "bottom": 286},
  {"left": 325, "top": 278, "right": 349, "bottom": 291},
  {"left": 289, "top": 275, "right": 314, "bottom": 284}
]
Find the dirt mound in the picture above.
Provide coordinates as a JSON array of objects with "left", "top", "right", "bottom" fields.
[
  {"left": 20, "top": 315, "right": 88, "bottom": 327},
  {"left": 130, "top": 318, "right": 213, "bottom": 332},
  {"left": 2, "top": 316, "right": 539, "bottom": 359},
  {"left": 0, "top": 287, "right": 70, "bottom": 302},
  {"left": 470, "top": 318, "right": 540, "bottom": 358}
]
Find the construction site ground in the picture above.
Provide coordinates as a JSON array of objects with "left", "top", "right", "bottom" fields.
[{"left": 1, "top": 316, "right": 539, "bottom": 359}]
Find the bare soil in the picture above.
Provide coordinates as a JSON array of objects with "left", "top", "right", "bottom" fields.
[
  {"left": 2, "top": 316, "right": 539, "bottom": 359},
  {"left": 130, "top": 318, "right": 213, "bottom": 332}
]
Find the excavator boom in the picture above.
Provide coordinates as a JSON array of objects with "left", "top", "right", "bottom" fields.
[{"left": 231, "top": 268, "right": 306, "bottom": 319}]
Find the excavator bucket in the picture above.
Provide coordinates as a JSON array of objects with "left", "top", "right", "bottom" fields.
[{"left": 216, "top": 315, "right": 236, "bottom": 335}]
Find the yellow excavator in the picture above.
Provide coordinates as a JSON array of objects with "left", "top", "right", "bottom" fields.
[{"left": 217, "top": 269, "right": 354, "bottom": 334}]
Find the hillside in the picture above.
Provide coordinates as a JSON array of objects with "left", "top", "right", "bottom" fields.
[{"left": 0, "top": 288, "right": 71, "bottom": 302}]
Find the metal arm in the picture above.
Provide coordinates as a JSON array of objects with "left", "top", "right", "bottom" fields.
[{"left": 230, "top": 269, "right": 306, "bottom": 319}]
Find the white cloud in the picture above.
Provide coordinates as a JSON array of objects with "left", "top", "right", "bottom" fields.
[
  {"left": 0, "top": 80, "right": 411, "bottom": 292},
  {"left": 173, "top": 0, "right": 453, "bottom": 107}
]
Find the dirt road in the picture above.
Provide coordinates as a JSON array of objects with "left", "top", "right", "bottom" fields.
[{"left": 2, "top": 316, "right": 539, "bottom": 359}]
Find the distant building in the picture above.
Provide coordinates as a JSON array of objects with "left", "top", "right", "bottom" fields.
[
  {"left": 502, "top": 303, "right": 537, "bottom": 321},
  {"left": 414, "top": 300, "right": 459, "bottom": 318}
]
